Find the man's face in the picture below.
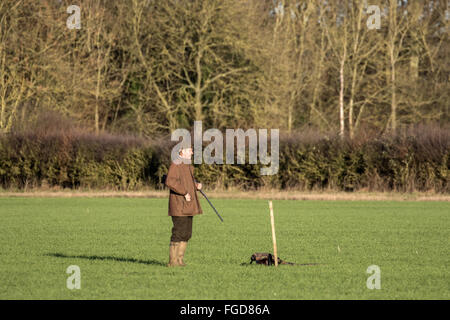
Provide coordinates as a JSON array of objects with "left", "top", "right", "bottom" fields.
[{"left": 181, "top": 147, "right": 193, "bottom": 159}]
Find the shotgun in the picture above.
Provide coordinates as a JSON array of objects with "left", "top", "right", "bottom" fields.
[{"left": 198, "top": 189, "right": 224, "bottom": 222}]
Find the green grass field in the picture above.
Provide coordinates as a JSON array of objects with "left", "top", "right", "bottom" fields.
[{"left": 0, "top": 197, "right": 448, "bottom": 299}]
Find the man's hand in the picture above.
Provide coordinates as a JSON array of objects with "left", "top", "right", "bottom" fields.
[
  {"left": 184, "top": 193, "right": 191, "bottom": 202},
  {"left": 196, "top": 183, "right": 202, "bottom": 190}
]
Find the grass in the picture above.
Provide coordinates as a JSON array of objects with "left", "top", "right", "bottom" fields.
[{"left": 0, "top": 197, "right": 448, "bottom": 299}]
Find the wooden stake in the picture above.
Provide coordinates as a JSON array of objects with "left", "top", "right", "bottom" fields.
[{"left": 269, "top": 201, "right": 278, "bottom": 267}]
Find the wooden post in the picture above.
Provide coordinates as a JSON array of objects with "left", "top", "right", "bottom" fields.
[{"left": 269, "top": 201, "right": 278, "bottom": 267}]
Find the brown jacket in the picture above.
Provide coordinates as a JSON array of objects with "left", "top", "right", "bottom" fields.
[{"left": 165, "top": 161, "right": 203, "bottom": 217}]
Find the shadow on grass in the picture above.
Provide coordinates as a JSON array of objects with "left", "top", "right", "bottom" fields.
[{"left": 45, "top": 252, "right": 166, "bottom": 266}]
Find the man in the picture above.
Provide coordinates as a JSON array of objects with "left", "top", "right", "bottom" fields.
[{"left": 165, "top": 146, "right": 203, "bottom": 267}]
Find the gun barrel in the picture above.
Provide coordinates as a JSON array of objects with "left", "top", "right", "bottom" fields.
[{"left": 199, "top": 189, "right": 224, "bottom": 222}]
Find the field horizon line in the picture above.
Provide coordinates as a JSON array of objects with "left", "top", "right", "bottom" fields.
[{"left": 0, "top": 189, "right": 448, "bottom": 202}]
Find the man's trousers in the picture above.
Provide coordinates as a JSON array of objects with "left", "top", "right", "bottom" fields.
[{"left": 170, "top": 216, "right": 193, "bottom": 242}]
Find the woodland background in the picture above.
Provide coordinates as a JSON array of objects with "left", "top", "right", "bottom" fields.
[{"left": 0, "top": 0, "right": 448, "bottom": 192}]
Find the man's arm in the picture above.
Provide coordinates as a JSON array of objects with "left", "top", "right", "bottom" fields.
[
  {"left": 165, "top": 164, "right": 187, "bottom": 195},
  {"left": 190, "top": 166, "right": 202, "bottom": 190}
]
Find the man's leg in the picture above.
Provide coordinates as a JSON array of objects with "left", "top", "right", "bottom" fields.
[
  {"left": 177, "top": 216, "right": 193, "bottom": 266},
  {"left": 168, "top": 216, "right": 193, "bottom": 267},
  {"left": 168, "top": 241, "right": 179, "bottom": 267},
  {"left": 168, "top": 216, "right": 184, "bottom": 267}
]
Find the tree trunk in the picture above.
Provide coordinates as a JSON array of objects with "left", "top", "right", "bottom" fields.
[
  {"left": 194, "top": 53, "right": 203, "bottom": 121},
  {"left": 390, "top": 46, "right": 397, "bottom": 132},
  {"left": 349, "top": 66, "right": 357, "bottom": 139},
  {"left": 339, "top": 54, "right": 346, "bottom": 139}
]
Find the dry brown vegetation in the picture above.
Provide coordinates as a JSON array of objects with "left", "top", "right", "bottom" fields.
[{"left": 1, "top": 188, "right": 448, "bottom": 202}]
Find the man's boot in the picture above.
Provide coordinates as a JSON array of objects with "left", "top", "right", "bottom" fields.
[
  {"left": 168, "top": 241, "right": 180, "bottom": 267},
  {"left": 177, "top": 241, "right": 188, "bottom": 266}
]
